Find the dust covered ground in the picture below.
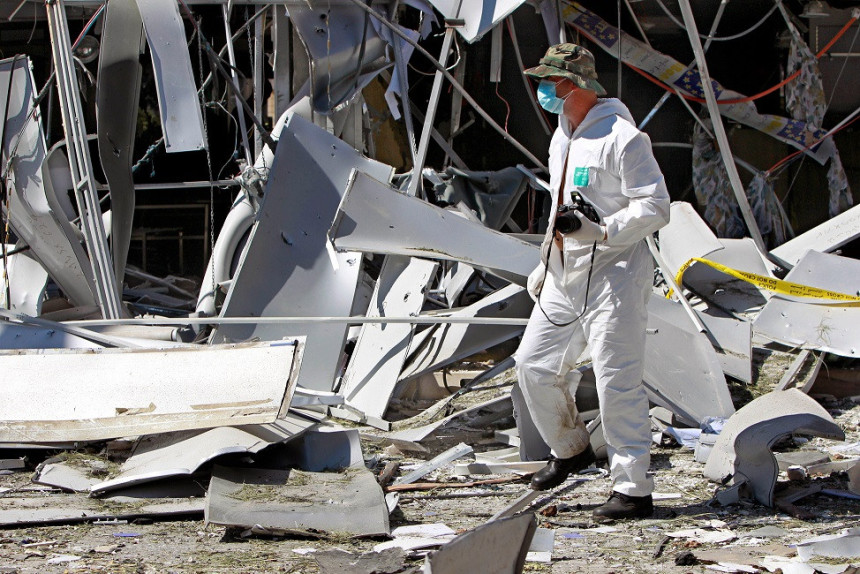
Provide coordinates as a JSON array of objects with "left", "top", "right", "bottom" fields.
[{"left": 1, "top": 347, "right": 859, "bottom": 574}]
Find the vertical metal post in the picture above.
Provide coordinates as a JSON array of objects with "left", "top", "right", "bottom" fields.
[
  {"left": 406, "top": 3, "right": 463, "bottom": 198},
  {"left": 272, "top": 5, "right": 292, "bottom": 119},
  {"left": 638, "top": 0, "right": 728, "bottom": 130},
  {"left": 46, "top": 0, "right": 122, "bottom": 319},
  {"left": 677, "top": 0, "right": 766, "bottom": 253},
  {"left": 391, "top": 10, "right": 418, "bottom": 166},
  {"left": 253, "top": 9, "right": 266, "bottom": 158},
  {"left": 222, "top": 4, "right": 253, "bottom": 166}
]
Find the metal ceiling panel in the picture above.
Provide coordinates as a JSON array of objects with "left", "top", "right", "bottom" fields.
[
  {"left": 330, "top": 170, "right": 539, "bottom": 285},
  {"left": 289, "top": 1, "right": 393, "bottom": 113},
  {"left": 0, "top": 340, "right": 303, "bottom": 442},
  {"left": 0, "top": 57, "right": 97, "bottom": 307},
  {"left": 98, "top": 0, "right": 144, "bottom": 285},
  {"left": 426, "top": 0, "right": 527, "bottom": 43},
  {"left": 770, "top": 203, "right": 860, "bottom": 267},
  {"left": 341, "top": 256, "right": 438, "bottom": 419},
  {"left": 135, "top": 0, "right": 206, "bottom": 152},
  {"left": 399, "top": 284, "right": 531, "bottom": 380},
  {"left": 753, "top": 250, "right": 860, "bottom": 357},
  {"left": 703, "top": 388, "right": 844, "bottom": 507},
  {"left": 645, "top": 294, "right": 735, "bottom": 426},
  {"left": 212, "top": 114, "right": 393, "bottom": 393}
]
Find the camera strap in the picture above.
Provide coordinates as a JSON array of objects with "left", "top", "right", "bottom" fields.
[{"left": 535, "top": 239, "right": 598, "bottom": 329}]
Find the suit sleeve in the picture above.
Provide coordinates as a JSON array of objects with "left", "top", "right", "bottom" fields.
[{"left": 602, "top": 131, "right": 670, "bottom": 247}]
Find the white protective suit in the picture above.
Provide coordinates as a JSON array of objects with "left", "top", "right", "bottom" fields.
[{"left": 515, "top": 98, "right": 670, "bottom": 497}]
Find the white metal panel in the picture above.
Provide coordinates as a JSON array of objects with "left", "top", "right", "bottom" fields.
[
  {"left": 330, "top": 170, "right": 539, "bottom": 285},
  {"left": 289, "top": 1, "right": 392, "bottom": 113},
  {"left": 0, "top": 340, "right": 302, "bottom": 442},
  {"left": 427, "top": 0, "right": 527, "bottom": 43},
  {"left": 98, "top": 0, "right": 144, "bottom": 284},
  {"left": 135, "top": 0, "right": 206, "bottom": 152},
  {"left": 657, "top": 201, "right": 724, "bottom": 275},
  {"left": 753, "top": 250, "right": 860, "bottom": 357},
  {"left": 0, "top": 249, "right": 48, "bottom": 315},
  {"left": 0, "top": 57, "right": 97, "bottom": 307},
  {"left": 770, "top": 203, "right": 860, "bottom": 267},
  {"left": 400, "top": 284, "right": 531, "bottom": 380},
  {"left": 212, "top": 113, "right": 393, "bottom": 392},
  {"left": 0, "top": 320, "right": 102, "bottom": 350},
  {"left": 660, "top": 295, "right": 753, "bottom": 383},
  {"left": 90, "top": 416, "right": 317, "bottom": 495},
  {"left": 341, "top": 256, "right": 437, "bottom": 419},
  {"left": 645, "top": 294, "right": 735, "bottom": 426}
]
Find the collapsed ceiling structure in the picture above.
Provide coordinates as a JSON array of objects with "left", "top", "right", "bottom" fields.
[{"left": 0, "top": 0, "right": 859, "bottom": 567}]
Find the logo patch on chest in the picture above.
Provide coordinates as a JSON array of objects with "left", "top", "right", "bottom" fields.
[{"left": 572, "top": 167, "right": 589, "bottom": 186}]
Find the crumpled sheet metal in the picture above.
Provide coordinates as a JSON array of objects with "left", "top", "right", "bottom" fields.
[
  {"left": 135, "top": 0, "right": 206, "bottom": 152},
  {"left": 205, "top": 464, "right": 389, "bottom": 537},
  {"left": 212, "top": 113, "right": 393, "bottom": 393},
  {"left": 329, "top": 169, "right": 539, "bottom": 285},
  {"left": 703, "top": 389, "right": 845, "bottom": 507},
  {"left": 0, "top": 56, "right": 97, "bottom": 309},
  {"left": 423, "top": 513, "right": 536, "bottom": 574},
  {"left": 289, "top": 1, "right": 393, "bottom": 114},
  {"left": 753, "top": 250, "right": 860, "bottom": 358},
  {"left": 644, "top": 295, "right": 736, "bottom": 426}
]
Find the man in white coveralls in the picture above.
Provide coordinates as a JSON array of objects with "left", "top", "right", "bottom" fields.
[{"left": 515, "top": 43, "right": 670, "bottom": 521}]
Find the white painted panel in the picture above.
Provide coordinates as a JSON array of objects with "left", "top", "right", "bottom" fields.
[
  {"left": 213, "top": 114, "right": 393, "bottom": 393},
  {"left": 341, "top": 256, "right": 437, "bottom": 419},
  {"left": 645, "top": 294, "right": 735, "bottom": 426},
  {"left": 136, "top": 0, "right": 206, "bottom": 152},
  {"left": 331, "top": 170, "right": 538, "bottom": 285},
  {"left": 0, "top": 340, "right": 302, "bottom": 442},
  {"left": 0, "top": 57, "right": 96, "bottom": 307},
  {"left": 753, "top": 250, "right": 860, "bottom": 357}
]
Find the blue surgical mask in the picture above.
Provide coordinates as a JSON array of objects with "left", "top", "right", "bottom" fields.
[{"left": 537, "top": 79, "right": 566, "bottom": 114}]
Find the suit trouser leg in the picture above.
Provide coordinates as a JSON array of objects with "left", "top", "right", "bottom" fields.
[{"left": 514, "top": 278, "right": 590, "bottom": 459}]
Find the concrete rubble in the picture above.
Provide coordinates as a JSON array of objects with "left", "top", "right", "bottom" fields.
[{"left": 0, "top": 0, "right": 858, "bottom": 572}]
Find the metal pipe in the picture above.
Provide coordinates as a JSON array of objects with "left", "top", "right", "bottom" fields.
[
  {"left": 66, "top": 315, "right": 531, "bottom": 327},
  {"left": 677, "top": 0, "right": 767, "bottom": 253},
  {"left": 222, "top": 4, "right": 254, "bottom": 165},
  {"left": 343, "top": 0, "right": 546, "bottom": 172}
]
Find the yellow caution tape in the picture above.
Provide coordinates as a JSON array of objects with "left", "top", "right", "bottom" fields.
[{"left": 666, "top": 257, "right": 860, "bottom": 304}]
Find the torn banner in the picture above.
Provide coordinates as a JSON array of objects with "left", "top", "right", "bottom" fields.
[{"left": 559, "top": 1, "right": 836, "bottom": 165}]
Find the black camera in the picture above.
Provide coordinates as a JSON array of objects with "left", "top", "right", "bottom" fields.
[{"left": 555, "top": 192, "right": 601, "bottom": 234}]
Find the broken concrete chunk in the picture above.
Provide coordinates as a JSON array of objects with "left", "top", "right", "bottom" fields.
[{"left": 703, "top": 389, "right": 845, "bottom": 507}]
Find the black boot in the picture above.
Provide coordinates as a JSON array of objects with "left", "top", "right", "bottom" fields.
[
  {"left": 530, "top": 445, "right": 596, "bottom": 490},
  {"left": 592, "top": 491, "right": 654, "bottom": 522}
]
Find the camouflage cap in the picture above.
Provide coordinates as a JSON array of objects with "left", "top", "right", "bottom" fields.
[{"left": 524, "top": 43, "right": 607, "bottom": 96}]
